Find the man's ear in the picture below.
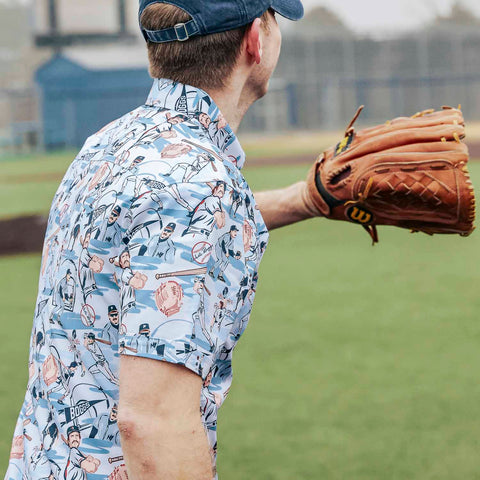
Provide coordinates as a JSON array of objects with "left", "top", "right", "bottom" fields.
[{"left": 244, "top": 18, "right": 263, "bottom": 65}]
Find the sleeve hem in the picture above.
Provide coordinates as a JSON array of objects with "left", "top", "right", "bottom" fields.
[{"left": 120, "top": 340, "right": 214, "bottom": 380}]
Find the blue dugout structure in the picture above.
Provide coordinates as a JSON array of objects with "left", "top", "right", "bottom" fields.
[{"left": 35, "top": 54, "right": 152, "bottom": 150}]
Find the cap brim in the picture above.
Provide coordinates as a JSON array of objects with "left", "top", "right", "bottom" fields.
[{"left": 271, "top": 0, "right": 304, "bottom": 21}]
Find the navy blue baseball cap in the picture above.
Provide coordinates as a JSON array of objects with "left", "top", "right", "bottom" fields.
[{"left": 139, "top": 0, "right": 304, "bottom": 43}]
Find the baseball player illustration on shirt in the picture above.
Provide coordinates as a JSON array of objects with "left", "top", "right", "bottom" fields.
[
  {"left": 94, "top": 205, "right": 123, "bottom": 247},
  {"left": 129, "top": 323, "right": 156, "bottom": 354},
  {"left": 27, "top": 445, "right": 61, "bottom": 480},
  {"left": 110, "top": 249, "right": 147, "bottom": 315},
  {"left": 183, "top": 181, "right": 227, "bottom": 236},
  {"left": 138, "top": 222, "right": 177, "bottom": 262},
  {"left": 66, "top": 330, "right": 87, "bottom": 377},
  {"left": 191, "top": 277, "right": 215, "bottom": 352},
  {"left": 47, "top": 358, "right": 78, "bottom": 405},
  {"left": 78, "top": 230, "right": 104, "bottom": 303},
  {"left": 41, "top": 404, "right": 59, "bottom": 452},
  {"left": 208, "top": 225, "right": 241, "bottom": 282},
  {"left": 193, "top": 110, "right": 233, "bottom": 151},
  {"left": 142, "top": 175, "right": 193, "bottom": 212},
  {"left": 136, "top": 112, "right": 188, "bottom": 146},
  {"left": 99, "top": 305, "right": 120, "bottom": 345},
  {"left": 84, "top": 333, "right": 119, "bottom": 386},
  {"left": 50, "top": 268, "right": 76, "bottom": 325},
  {"left": 89, "top": 404, "right": 120, "bottom": 445},
  {"left": 165, "top": 151, "right": 216, "bottom": 183},
  {"left": 63, "top": 425, "right": 100, "bottom": 480},
  {"left": 211, "top": 299, "right": 228, "bottom": 331}
]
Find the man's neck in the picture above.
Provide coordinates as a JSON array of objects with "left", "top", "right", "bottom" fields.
[{"left": 205, "top": 76, "right": 259, "bottom": 133}]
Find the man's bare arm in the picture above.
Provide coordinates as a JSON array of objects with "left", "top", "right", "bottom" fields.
[
  {"left": 118, "top": 357, "right": 213, "bottom": 480},
  {"left": 254, "top": 181, "right": 320, "bottom": 230}
]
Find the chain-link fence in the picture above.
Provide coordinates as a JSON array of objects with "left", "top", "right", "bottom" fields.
[
  {"left": 241, "top": 73, "right": 480, "bottom": 134},
  {"left": 0, "top": 88, "right": 41, "bottom": 154},
  {"left": 3, "top": 26, "right": 480, "bottom": 152}
]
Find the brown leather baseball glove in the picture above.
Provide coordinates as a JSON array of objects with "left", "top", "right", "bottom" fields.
[{"left": 306, "top": 106, "right": 476, "bottom": 243}]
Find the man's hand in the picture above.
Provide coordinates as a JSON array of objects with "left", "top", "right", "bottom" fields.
[
  {"left": 89, "top": 255, "right": 104, "bottom": 273},
  {"left": 118, "top": 357, "right": 214, "bottom": 480},
  {"left": 128, "top": 272, "right": 147, "bottom": 290},
  {"left": 81, "top": 455, "right": 100, "bottom": 473}
]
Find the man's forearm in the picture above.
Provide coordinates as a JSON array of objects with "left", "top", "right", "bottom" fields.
[
  {"left": 254, "top": 181, "right": 320, "bottom": 230},
  {"left": 119, "top": 411, "right": 214, "bottom": 480}
]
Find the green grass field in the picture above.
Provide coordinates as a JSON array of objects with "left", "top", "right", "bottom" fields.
[{"left": 2, "top": 152, "right": 480, "bottom": 479}]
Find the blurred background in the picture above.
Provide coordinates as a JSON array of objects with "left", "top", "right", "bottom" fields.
[
  {"left": 2, "top": 0, "right": 480, "bottom": 152},
  {"left": 2, "top": 1, "right": 480, "bottom": 479}
]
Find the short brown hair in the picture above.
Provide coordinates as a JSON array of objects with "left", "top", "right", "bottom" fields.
[{"left": 140, "top": 4, "right": 269, "bottom": 90}]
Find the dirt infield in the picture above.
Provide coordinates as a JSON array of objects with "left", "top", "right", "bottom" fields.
[
  {"left": 247, "top": 139, "right": 480, "bottom": 166},
  {"left": 0, "top": 215, "right": 47, "bottom": 256},
  {"left": 2, "top": 140, "right": 480, "bottom": 256}
]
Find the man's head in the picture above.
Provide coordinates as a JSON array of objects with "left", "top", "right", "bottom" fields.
[
  {"left": 119, "top": 250, "right": 131, "bottom": 269},
  {"left": 108, "top": 206, "right": 121, "bottom": 224},
  {"left": 108, "top": 305, "right": 119, "bottom": 327},
  {"left": 229, "top": 225, "right": 239, "bottom": 238},
  {"left": 161, "top": 223, "right": 176, "bottom": 240},
  {"left": 139, "top": 1, "right": 303, "bottom": 92},
  {"left": 193, "top": 276, "right": 205, "bottom": 294},
  {"left": 82, "top": 230, "right": 91, "bottom": 247},
  {"left": 212, "top": 181, "right": 226, "bottom": 198},
  {"left": 110, "top": 404, "right": 118, "bottom": 422},
  {"left": 196, "top": 112, "right": 212, "bottom": 129},
  {"left": 139, "top": 323, "right": 151, "bottom": 335},
  {"left": 67, "top": 426, "right": 81, "bottom": 448}
]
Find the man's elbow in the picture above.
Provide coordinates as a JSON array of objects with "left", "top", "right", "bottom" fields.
[
  {"left": 117, "top": 406, "right": 214, "bottom": 479},
  {"left": 117, "top": 407, "right": 163, "bottom": 442},
  {"left": 117, "top": 409, "right": 137, "bottom": 442},
  {"left": 117, "top": 405, "right": 202, "bottom": 441}
]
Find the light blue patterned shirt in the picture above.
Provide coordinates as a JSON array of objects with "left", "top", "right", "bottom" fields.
[{"left": 6, "top": 79, "right": 269, "bottom": 480}]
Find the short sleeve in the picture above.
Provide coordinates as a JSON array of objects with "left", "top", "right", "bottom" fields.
[{"left": 117, "top": 180, "right": 237, "bottom": 379}]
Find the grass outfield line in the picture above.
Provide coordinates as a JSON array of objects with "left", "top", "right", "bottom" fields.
[
  {"left": 1, "top": 163, "right": 480, "bottom": 478},
  {"left": 1, "top": 150, "right": 480, "bottom": 219}
]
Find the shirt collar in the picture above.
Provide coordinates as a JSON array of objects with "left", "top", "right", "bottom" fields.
[{"left": 146, "top": 79, "right": 246, "bottom": 169}]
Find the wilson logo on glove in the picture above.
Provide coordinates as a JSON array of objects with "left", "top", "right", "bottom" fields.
[{"left": 346, "top": 205, "right": 374, "bottom": 225}]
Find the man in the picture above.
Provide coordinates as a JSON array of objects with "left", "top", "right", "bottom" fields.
[
  {"left": 89, "top": 404, "right": 120, "bottom": 445},
  {"left": 84, "top": 333, "right": 119, "bottom": 386},
  {"left": 63, "top": 426, "right": 100, "bottom": 480},
  {"left": 129, "top": 323, "right": 155, "bottom": 354},
  {"left": 139, "top": 221, "right": 177, "bottom": 261},
  {"left": 99, "top": 305, "right": 120, "bottom": 344},
  {"left": 49, "top": 268, "right": 75, "bottom": 326},
  {"left": 47, "top": 360, "right": 78, "bottom": 405},
  {"left": 110, "top": 249, "right": 147, "bottom": 315},
  {"left": 6, "top": 1, "right": 329, "bottom": 479},
  {"left": 183, "top": 180, "right": 227, "bottom": 236},
  {"left": 94, "top": 205, "right": 123, "bottom": 247},
  {"left": 209, "top": 225, "right": 242, "bottom": 282}
]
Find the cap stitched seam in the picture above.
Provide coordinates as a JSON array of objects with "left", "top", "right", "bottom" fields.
[{"left": 140, "top": 0, "right": 205, "bottom": 33}]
